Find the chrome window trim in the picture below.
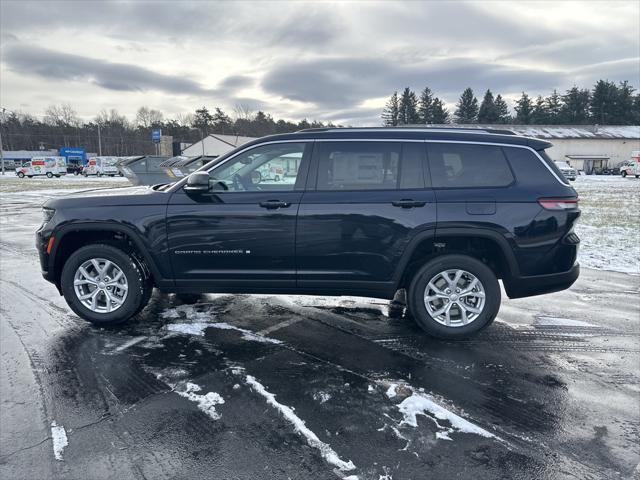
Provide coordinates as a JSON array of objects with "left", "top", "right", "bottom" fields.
[{"left": 168, "top": 137, "right": 568, "bottom": 191}]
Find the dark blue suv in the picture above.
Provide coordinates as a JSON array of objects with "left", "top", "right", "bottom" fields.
[{"left": 37, "top": 128, "right": 580, "bottom": 338}]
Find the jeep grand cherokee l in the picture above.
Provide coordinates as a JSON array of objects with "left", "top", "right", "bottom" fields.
[{"left": 37, "top": 128, "right": 580, "bottom": 339}]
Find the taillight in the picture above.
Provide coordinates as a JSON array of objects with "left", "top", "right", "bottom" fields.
[{"left": 538, "top": 197, "right": 579, "bottom": 210}]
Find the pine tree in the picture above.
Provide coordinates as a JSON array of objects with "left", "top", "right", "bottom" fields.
[
  {"left": 545, "top": 90, "right": 562, "bottom": 124},
  {"left": 431, "top": 98, "right": 450, "bottom": 124},
  {"left": 211, "top": 107, "right": 232, "bottom": 133},
  {"left": 632, "top": 94, "right": 640, "bottom": 125},
  {"left": 398, "top": 87, "right": 419, "bottom": 125},
  {"left": 454, "top": 88, "right": 479, "bottom": 123},
  {"left": 494, "top": 94, "right": 511, "bottom": 124},
  {"left": 193, "top": 106, "right": 214, "bottom": 134},
  {"left": 615, "top": 81, "right": 636, "bottom": 125},
  {"left": 477, "top": 89, "right": 499, "bottom": 124},
  {"left": 418, "top": 87, "right": 434, "bottom": 124},
  {"left": 561, "top": 87, "right": 590, "bottom": 124},
  {"left": 531, "top": 95, "right": 549, "bottom": 124},
  {"left": 381, "top": 91, "right": 399, "bottom": 126},
  {"left": 514, "top": 92, "right": 534, "bottom": 124},
  {"left": 590, "top": 80, "right": 618, "bottom": 124}
]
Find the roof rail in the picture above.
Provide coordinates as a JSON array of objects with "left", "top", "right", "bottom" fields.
[{"left": 296, "top": 126, "right": 517, "bottom": 135}]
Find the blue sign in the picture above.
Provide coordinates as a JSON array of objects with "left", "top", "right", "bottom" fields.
[
  {"left": 151, "top": 129, "right": 162, "bottom": 143},
  {"left": 59, "top": 147, "right": 87, "bottom": 164}
]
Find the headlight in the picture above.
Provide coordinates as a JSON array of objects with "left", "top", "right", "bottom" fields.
[{"left": 42, "top": 207, "right": 55, "bottom": 224}]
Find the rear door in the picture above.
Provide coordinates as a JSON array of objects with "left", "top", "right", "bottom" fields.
[
  {"left": 167, "top": 141, "right": 311, "bottom": 290},
  {"left": 296, "top": 140, "right": 435, "bottom": 296}
]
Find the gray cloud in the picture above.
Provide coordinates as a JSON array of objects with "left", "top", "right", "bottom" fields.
[
  {"left": 3, "top": 44, "right": 215, "bottom": 95},
  {"left": 262, "top": 57, "right": 563, "bottom": 109}
]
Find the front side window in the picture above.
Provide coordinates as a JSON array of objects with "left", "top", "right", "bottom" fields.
[
  {"left": 209, "top": 142, "right": 307, "bottom": 192},
  {"left": 427, "top": 143, "right": 514, "bottom": 188}
]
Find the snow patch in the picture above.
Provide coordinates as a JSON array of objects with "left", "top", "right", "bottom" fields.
[
  {"left": 175, "top": 382, "right": 225, "bottom": 420},
  {"left": 245, "top": 375, "right": 355, "bottom": 472},
  {"left": 313, "top": 391, "right": 332, "bottom": 404},
  {"left": 50, "top": 421, "right": 68, "bottom": 461},
  {"left": 385, "top": 384, "right": 397, "bottom": 398},
  {"left": 395, "top": 389, "right": 495, "bottom": 439},
  {"left": 167, "top": 322, "right": 209, "bottom": 336},
  {"left": 166, "top": 320, "right": 282, "bottom": 344}
]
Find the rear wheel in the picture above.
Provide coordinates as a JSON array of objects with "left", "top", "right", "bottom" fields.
[
  {"left": 407, "top": 254, "right": 500, "bottom": 339},
  {"left": 61, "top": 244, "right": 151, "bottom": 325}
]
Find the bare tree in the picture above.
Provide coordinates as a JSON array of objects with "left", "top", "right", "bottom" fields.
[
  {"left": 135, "top": 106, "right": 164, "bottom": 128},
  {"left": 175, "top": 112, "right": 195, "bottom": 127},
  {"left": 233, "top": 103, "right": 254, "bottom": 121},
  {"left": 44, "top": 103, "right": 81, "bottom": 127}
]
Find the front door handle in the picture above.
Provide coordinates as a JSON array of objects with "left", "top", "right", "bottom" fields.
[
  {"left": 259, "top": 200, "right": 291, "bottom": 209},
  {"left": 392, "top": 199, "right": 427, "bottom": 208}
]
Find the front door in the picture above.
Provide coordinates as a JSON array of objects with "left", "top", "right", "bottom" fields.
[
  {"left": 167, "top": 141, "right": 311, "bottom": 290},
  {"left": 296, "top": 140, "right": 436, "bottom": 297}
]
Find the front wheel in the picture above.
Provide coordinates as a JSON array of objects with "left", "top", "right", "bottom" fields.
[
  {"left": 407, "top": 255, "right": 500, "bottom": 339},
  {"left": 622, "top": 171, "right": 627, "bottom": 177},
  {"left": 17, "top": 172, "right": 25, "bottom": 178},
  {"left": 61, "top": 244, "right": 151, "bottom": 325},
  {"left": 46, "top": 172, "right": 53, "bottom": 178}
]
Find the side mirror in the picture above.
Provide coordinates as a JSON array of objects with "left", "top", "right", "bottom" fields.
[{"left": 184, "top": 172, "right": 210, "bottom": 193}]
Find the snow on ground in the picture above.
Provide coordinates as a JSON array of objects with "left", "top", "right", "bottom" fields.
[
  {"left": 244, "top": 374, "right": 357, "bottom": 472},
  {"left": 572, "top": 175, "right": 639, "bottom": 274},
  {"left": 50, "top": 421, "right": 68, "bottom": 461},
  {"left": 173, "top": 382, "right": 225, "bottom": 420}
]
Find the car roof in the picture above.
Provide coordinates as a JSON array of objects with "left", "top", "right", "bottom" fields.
[{"left": 242, "top": 127, "right": 553, "bottom": 150}]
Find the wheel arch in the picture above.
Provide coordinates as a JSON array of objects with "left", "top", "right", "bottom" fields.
[
  {"left": 394, "top": 228, "right": 519, "bottom": 290},
  {"left": 50, "top": 223, "right": 163, "bottom": 290}
]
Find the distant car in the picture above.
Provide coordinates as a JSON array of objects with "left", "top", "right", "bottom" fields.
[
  {"left": 620, "top": 153, "right": 640, "bottom": 178},
  {"left": 554, "top": 161, "right": 577, "bottom": 181},
  {"left": 66, "top": 164, "right": 83, "bottom": 175}
]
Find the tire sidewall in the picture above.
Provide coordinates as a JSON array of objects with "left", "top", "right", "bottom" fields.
[
  {"left": 61, "top": 244, "right": 145, "bottom": 325},
  {"left": 408, "top": 254, "right": 500, "bottom": 339}
]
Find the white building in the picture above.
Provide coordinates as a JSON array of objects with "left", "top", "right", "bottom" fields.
[
  {"left": 433, "top": 125, "right": 640, "bottom": 173},
  {"left": 181, "top": 134, "right": 256, "bottom": 157}
]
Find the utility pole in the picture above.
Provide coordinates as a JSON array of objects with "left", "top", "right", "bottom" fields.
[
  {"left": 0, "top": 107, "right": 5, "bottom": 175},
  {"left": 97, "top": 123, "right": 102, "bottom": 155}
]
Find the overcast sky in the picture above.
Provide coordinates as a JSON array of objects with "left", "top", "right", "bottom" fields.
[{"left": 1, "top": 0, "right": 639, "bottom": 125}]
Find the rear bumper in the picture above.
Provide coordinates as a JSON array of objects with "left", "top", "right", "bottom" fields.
[{"left": 505, "top": 263, "right": 580, "bottom": 299}]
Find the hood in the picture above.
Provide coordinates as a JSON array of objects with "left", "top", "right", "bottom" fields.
[{"left": 44, "top": 185, "right": 169, "bottom": 209}]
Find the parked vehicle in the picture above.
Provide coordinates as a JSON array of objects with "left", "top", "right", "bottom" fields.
[
  {"left": 553, "top": 161, "right": 577, "bottom": 181},
  {"left": 83, "top": 157, "right": 122, "bottom": 177},
  {"left": 15, "top": 156, "right": 66, "bottom": 178},
  {"left": 66, "top": 164, "right": 84, "bottom": 175},
  {"left": 620, "top": 152, "right": 640, "bottom": 178},
  {"left": 37, "top": 128, "right": 580, "bottom": 339}
]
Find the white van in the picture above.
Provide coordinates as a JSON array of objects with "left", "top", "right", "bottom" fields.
[
  {"left": 620, "top": 151, "right": 640, "bottom": 178},
  {"left": 15, "top": 157, "right": 67, "bottom": 178},
  {"left": 83, "top": 157, "right": 121, "bottom": 177}
]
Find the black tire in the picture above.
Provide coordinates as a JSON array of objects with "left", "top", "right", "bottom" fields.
[
  {"left": 74, "top": 171, "right": 79, "bottom": 175},
  {"left": 622, "top": 171, "right": 627, "bottom": 177},
  {"left": 407, "top": 254, "right": 500, "bottom": 339},
  {"left": 636, "top": 175, "right": 639, "bottom": 179},
  {"left": 17, "top": 172, "right": 25, "bottom": 178},
  {"left": 27, "top": 175, "right": 33, "bottom": 178},
  {"left": 46, "top": 172, "right": 53, "bottom": 178},
  {"left": 61, "top": 244, "right": 151, "bottom": 325}
]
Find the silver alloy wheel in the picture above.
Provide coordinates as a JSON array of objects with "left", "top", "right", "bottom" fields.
[
  {"left": 73, "top": 258, "right": 128, "bottom": 313},
  {"left": 423, "top": 269, "right": 486, "bottom": 327}
]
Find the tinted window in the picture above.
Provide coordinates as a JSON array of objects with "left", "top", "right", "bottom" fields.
[
  {"left": 315, "top": 142, "right": 424, "bottom": 190},
  {"left": 537, "top": 150, "right": 570, "bottom": 185},
  {"left": 427, "top": 143, "right": 514, "bottom": 188},
  {"left": 210, "top": 142, "right": 306, "bottom": 192},
  {"left": 503, "top": 147, "right": 563, "bottom": 185}
]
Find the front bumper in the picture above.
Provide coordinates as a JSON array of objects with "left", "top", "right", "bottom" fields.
[{"left": 504, "top": 263, "right": 580, "bottom": 299}]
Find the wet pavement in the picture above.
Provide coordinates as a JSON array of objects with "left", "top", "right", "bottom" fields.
[{"left": 1, "top": 187, "right": 639, "bottom": 480}]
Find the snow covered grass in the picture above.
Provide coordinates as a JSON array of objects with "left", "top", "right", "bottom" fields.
[
  {"left": 0, "top": 174, "right": 129, "bottom": 193},
  {"left": 572, "top": 175, "right": 639, "bottom": 274}
]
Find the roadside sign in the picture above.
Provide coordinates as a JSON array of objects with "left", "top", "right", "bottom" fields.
[{"left": 152, "top": 129, "right": 162, "bottom": 143}]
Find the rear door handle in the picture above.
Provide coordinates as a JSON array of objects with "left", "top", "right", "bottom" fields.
[
  {"left": 392, "top": 199, "right": 427, "bottom": 208},
  {"left": 259, "top": 200, "right": 291, "bottom": 209}
]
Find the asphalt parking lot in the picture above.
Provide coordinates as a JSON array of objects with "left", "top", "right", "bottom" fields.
[{"left": 1, "top": 177, "right": 639, "bottom": 480}]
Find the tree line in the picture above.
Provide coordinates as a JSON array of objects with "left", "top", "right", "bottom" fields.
[
  {"left": 0, "top": 105, "right": 338, "bottom": 156},
  {"left": 381, "top": 80, "right": 640, "bottom": 126}
]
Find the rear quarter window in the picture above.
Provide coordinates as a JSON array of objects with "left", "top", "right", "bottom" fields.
[
  {"left": 503, "top": 147, "right": 569, "bottom": 186},
  {"left": 427, "top": 143, "right": 514, "bottom": 188}
]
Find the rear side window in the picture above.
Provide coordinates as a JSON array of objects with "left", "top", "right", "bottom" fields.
[
  {"left": 537, "top": 150, "right": 570, "bottom": 185},
  {"left": 427, "top": 143, "right": 514, "bottom": 188},
  {"left": 315, "top": 142, "right": 425, "bottom": 190}
]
